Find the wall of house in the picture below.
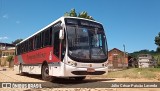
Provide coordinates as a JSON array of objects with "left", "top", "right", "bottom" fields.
[
  {"left": 0, "top": 49, "right": 15, "bottom": 67},
  {"left": 108, "top": 48, "right": 128, "bottom": 69},
  {"left": 138, "top": 54, "right": 157, "bottom": 68},
  {"left": 0, "top": 57, "right": 9, "bottom": 66}
]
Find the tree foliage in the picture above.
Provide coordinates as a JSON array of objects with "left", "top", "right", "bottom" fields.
[
  {"left": 6, "top": 55, "right": 14, "bottom": 67},
  {"left": 155, "top": 32, "right": 160, "bottom": 52},
  {"left": 64, "top": 9, "right": 94, "bottom": 20},
  {"left": 129, "top": 49, "right": 156, "bottom": 58},
  {"left": 64, "top": 9, "right": 77, "bottom": 17},
  {"left": 12, "top": 39, "right": 23, "bottom": 45},
  {"left": 78, "top": 11, "right": 94, "bottom": 20},
  {"left": 6, "top": 55, "right": 14, "bottom": 62}
]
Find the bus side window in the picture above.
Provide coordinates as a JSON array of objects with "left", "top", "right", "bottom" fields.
[
  {"left": 44, "top": 29, "right": 49, "bottom": 46},
  {"left": 49, "top": 27, "right": 52, "bottom": 45},
  {"left": 53, "top": 30, "right": 60, "bottom": 58},
  {"left": 42, "top": 28, "right": 52, "bottom": 46}
]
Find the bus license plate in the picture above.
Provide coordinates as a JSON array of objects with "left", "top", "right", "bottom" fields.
[{"left": 87, "top": 68, "right": 95, "bottom": 72}]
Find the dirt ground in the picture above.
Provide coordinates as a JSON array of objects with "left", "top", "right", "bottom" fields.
[{"left": 0, "top": 67, "right": 159, "bottom": 91}]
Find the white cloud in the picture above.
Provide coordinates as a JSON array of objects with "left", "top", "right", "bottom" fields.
[
  {"left": 0, "top": 36, "right": 8, "bottom": 40},
  {"left": 2, "top": 14, "right": 9, "bottom": 19}
]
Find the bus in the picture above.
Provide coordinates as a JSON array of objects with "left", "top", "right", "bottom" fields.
[{"left": 14, "top": 16, "right": 108, "bottom": 81}]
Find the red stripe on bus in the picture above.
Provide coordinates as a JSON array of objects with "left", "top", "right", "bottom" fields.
[{"left": 15, "top": 46, "right": 60, "bottom": 64}]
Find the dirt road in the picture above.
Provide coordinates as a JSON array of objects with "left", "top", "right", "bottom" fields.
[{"left": 0, "top": 67, "right": 159, "bottom": 91}]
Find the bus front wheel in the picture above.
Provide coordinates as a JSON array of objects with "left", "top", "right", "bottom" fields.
[{"left": 42, "top": 64, "right": 53, "bottom": 81}]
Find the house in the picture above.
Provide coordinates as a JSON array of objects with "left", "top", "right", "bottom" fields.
[
  {"left": 138, "top": 54, "right": 157, "bottom": 68},
  {"left": 108, "top": 48, "right": 128, "bottom": 69},
  {"left": 0, "top": 42, "right": 15, "bottom": 50},
  {"left": 0, "top": 43, "right": 15, "bottom": 66}
]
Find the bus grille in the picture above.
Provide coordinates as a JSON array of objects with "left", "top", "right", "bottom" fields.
[{"left": 71, "top": 71, "right": 105, "bottom": 75}]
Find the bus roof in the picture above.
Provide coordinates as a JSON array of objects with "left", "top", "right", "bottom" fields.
[{"left": 17, "top": 16, "right": 102, "bottom": 46}]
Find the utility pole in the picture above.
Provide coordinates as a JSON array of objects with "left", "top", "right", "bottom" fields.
[
  {"left": 0, "top": 41, "right": 2, "bottom": 66},
  {"left": 123, "top": 44, "right": 125, "bottom": 68},
  {"left": 123, "top": 44, "right": 125, "bottom": 57}
]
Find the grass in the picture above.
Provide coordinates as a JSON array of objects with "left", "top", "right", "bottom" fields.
[{"left": 106, "top": 68, "right": 160, "bottom": 79}]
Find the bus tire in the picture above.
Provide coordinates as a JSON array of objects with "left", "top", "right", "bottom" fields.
[
  {"left": 74, "top": 76, "right": 86, "bottom": 81},
  {"left": 19, "top": 64, "right": 24, "bottom": 76},
  {"left": 42, "top": 64, "right": 53, "bottom": 81}
]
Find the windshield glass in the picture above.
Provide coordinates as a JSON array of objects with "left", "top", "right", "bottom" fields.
[{"left": 67, "top": 26, "right": 107, "bottom": 62}]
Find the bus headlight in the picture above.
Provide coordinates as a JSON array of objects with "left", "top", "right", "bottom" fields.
[
  {"left": 74, "top": 63, "right": 77, "bottom": 66},
  {"left": 67, "top": 61, "right": 77, "bottom": 66},
  {"left": 105, "top": 62, "right": 108, "bottom": 67}
]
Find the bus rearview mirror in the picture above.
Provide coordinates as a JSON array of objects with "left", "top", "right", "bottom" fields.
[{"left": 59, "top": 29, "right": 64, "bottom": 39}]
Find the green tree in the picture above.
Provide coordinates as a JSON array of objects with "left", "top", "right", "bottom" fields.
[
  {"left": 64, "top": 9, "right": 77, "bottom": 17},
  {"left": 64, "top": 9, "right": 94, "bottom": 20},
  {"left": 155, "top": 32, "right": 160, "bottom": 52},
  {"left": 12, "top": 39, "right": 23, "bottom": 45},
  {"left": 6, "top": 55, "right": 14, "bottom": 68},
  {"left": 129, "top": 49, "right": 156, "bottom": 58},
  {"left": 78, "top": 11, "right": 94, "bottom": 20}
]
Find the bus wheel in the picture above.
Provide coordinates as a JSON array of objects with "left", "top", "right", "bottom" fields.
[
  {"left": 42, "top": 64, "right": 53, "bottom": 81},
  {"left": 19, "top": 64, "right": 24, "bottom": 76},
  {"left": 74, "top": 76, "right": 86, "bottom": 81}
]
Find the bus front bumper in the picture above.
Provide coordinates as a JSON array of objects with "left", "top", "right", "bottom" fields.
[{"left": 64, "top": 64, "right": 108, "bottom": 77}]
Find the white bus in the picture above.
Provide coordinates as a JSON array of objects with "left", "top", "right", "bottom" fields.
[{"left": 14, "top": 16, "right": 108, "bottom": 81}]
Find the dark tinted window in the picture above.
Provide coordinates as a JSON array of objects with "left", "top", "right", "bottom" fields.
[
  {"left": 54, "top": 30, "right": 60, "bottom": 57},
  {"left": 16, "top": 27, "right": 53, "bottom": 55},
  {"left": 36, "top": 33, "right": 41, "bottom": 49},
  {"left": 41, "top": 31, "right": 45, "bottom": 47},
  {"left": 29, "top": 38, "right": 33, "bottom": 51},
  {"left": 44, "top": 29, "right": 50, "bottom": 46}
]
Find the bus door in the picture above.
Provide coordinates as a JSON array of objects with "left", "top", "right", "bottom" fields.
[{"left": 53, "top": 24, "right": 66, "bottom": 62}]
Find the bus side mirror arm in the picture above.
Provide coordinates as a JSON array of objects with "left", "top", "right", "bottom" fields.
[{"left": 59, "top": 23, "right": 64, "bottom": 40}]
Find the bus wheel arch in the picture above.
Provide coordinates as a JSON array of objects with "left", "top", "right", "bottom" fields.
[{"left": 41, "top": 61, "right": 53, "bottom": 81}]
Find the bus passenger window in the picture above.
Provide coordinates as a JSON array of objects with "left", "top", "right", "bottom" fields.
[
  {"left": 54, "top": 30, "right": 60, "bottom": 57},
  {"left": 44, "top": 30, "right": 50, "bottom": 46}
]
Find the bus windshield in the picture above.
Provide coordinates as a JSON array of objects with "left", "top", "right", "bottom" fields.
[{"left": 67, "top": 25, "right": 108, "bottom": 62}]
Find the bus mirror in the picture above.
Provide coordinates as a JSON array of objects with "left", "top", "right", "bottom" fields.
[{"left": 59, "top": 29, "right": 64, "bottom": 39}]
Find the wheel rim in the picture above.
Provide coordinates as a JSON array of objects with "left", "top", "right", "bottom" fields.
[
  {"left": 42, "top": 65, "right": 50, "bottom": 79},
  {"left": 42, "top": 65, "right": 53, "bottom": 81},
  {"left": 44, "top": 67, "right": 49, "bottom": 77}
]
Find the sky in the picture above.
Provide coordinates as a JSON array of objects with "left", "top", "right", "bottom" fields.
[{"left": 0, "top": 0, "right": 160, "bottom": 53}]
